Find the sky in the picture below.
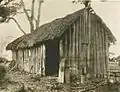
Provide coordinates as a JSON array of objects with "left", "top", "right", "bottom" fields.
[{"left": 0, "top": 0, "right": 120, "bottom": 59}]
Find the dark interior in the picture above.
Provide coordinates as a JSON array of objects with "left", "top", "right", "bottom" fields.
[{"left": 45, "top": 40, "right": 60, "bottom": 76}]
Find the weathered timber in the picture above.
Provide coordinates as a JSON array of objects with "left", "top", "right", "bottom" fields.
[
  {"left": 12, "top": 50, "right": 17, "bottom": 61},
  {"left": 101, "top": 27, "right": 106, "bottom": 77},
  {"left": 30, "top": 48, "right": 34, "bottom": 73},
  {"left": 104, "top": 31, "right": 109, "bottom": 75},
  {"left": 64, "top": 30, "right": 70, "bottom": 83},
  {"left": 24, "top": 49, "right": 29, "bottom": 72},
  {"left": 17, "top": 50, "right": 24, "bottom": 71},
  {"left": 98, "top": 23, "right": 102, "bottom": 77},
  {"left": 78, "top": 16, "right": 81, "bottom": 74},
  {"left": 41, "top": 45, "right": 45, "bottom": 76},
  {"left": 37, "top": 47, "right": 41, "bottom": 75},
  {"left": 58, "top": 40, "right": 65, "bottom": 83}
]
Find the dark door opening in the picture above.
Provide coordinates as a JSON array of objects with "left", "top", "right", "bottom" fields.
[{"left": 45, "top": 40, "right": 60, "bottom": 76}]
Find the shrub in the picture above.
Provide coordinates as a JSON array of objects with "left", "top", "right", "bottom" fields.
[{"left": 0, "top": 64, "right": 6, "bottom": 80}]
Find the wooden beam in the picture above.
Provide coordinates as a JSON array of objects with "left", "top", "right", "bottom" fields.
[
  {"left": 64, "top": 31, "right": 70, "bottom": 83},
  {"left": 101, "top": 27, "right": 105, "bottom": 77},
  {"left": 78, "top": 16, "right": 81, "bottom": 74},
  {"left": 12, "top": 50, "right": 17, "bottom": 61},
  {"left": 58, "top": 40, "right": 65, "bottom": 83},
  {"left": 30, "top": 48, "right": 34, "bottom": 73}
]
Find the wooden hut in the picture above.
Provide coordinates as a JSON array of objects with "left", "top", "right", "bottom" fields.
[{"left": 6, "top": 7, "right": 116, "bottom": 83}]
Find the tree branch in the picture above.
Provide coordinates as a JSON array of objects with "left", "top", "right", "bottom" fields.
[
  {"left": 20, "top": 0, "right": 31, "bottom": 21},
  {"left": 21, "top": 0, "right": 34, "bottom": 32},
  {"left": 7, "top": 17, "right": 27, "bottom": 35},
  {"left": 36, "top": 0, "right": 44, "bottom": 30},
  {"left": 0, "top": 0, "right": 13, "bottom": 6},
  {"left": 31, "top": 0, "right": 35, "bottom": 20}
]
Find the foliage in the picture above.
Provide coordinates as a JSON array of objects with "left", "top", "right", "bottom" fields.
[
  {"left": 0, "top": 64, "right": 6, "bottom": 80},
  {"left": 5, "top": 0, "right": 44, "bottom": 34},
  {"left": 0, "top": 0, "right": 21, "bottom": 23}
]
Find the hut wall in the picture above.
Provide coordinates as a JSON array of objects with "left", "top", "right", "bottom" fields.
[
  {"left": 27, "top": 45, "right": 45, "bottom": 75},
  {"left": 23, "top": 49, "right": 29, "bottom": 72},
  {"left": 59, "top": 10, "right": 110, "bottom": 83},
  {"left": 12, "top": 50, "right": 17, "bottom": 61},
  {"left": 17, "top": 50, "right": 24, "bottom": 71},
  {"left": 12, "top": 44, "right": 46, "bottom": 76}
]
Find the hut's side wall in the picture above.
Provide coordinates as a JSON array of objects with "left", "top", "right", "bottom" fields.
[
  {"left": 12, "top": 50, "right": 17, "bottom": 61},
  {"left": 28, "top": 45, "right": 45, "bottom": 75},
  {"left": 59, "top": 11, "right": 110, "bottom": 83},
  {"left": 13, "top": 45, "right": 45, "bottom": 76}
]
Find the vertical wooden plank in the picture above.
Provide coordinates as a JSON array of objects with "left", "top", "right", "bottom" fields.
[
  {"left": 99, "top": 23, "right": 103, "bottom": 77},
  {"left": 38, "top": 47, "right": 41, "bottom": 75},
  {"left": 71, "top": 23, "right": 76, "bottom": 79},
  {"left": 58, "top": 40, "right": 65, "bottom": 83},
  {"left": 16, "top": 50, "right": 18, "bottom": 65},
  {"left": 22, "top": 50, "right": 25, "bottom": 71},
  {"left": 93, "top": 22, "right": 97, "bottom": 77},
  {"left": 86, "top": 10, "right": 91, "bottom": 78},
  {"left": 24, "top": 49, "right": 27, "bottom": 72},
  {"left": 80, "top": 13, "right": 86, "bottom": 83},
  {"left": 70, "top": 25, "right": 73, "bottom": 72},
  {"left": 96, "top": 23, "right": 99, "bottom": 77},
  {"left": 89, "top": 19, "right": 94, "bottom": 78},
  {"left": 78, "top": 16, "right": 81, "bottom": 74},
  {"left": 30, "top": 48, "right": 34, "bottom": 73},
  {"left": 78, "top": 15, "right": 82, "bottom": 76},
  {"left": 41, "top": 45, "right": 44, "bottom": 76},
  {"left": 35, "top": 47, "right": 38, "bottom": 74},
  {"left": 33, "top": 48, "right": 35, "bottom": 74},
  {"left": 89, "top": 14, "right": 94, "bottom": 77},
  {"left": 12, "top": 50, "right": 17, "bottom": 61},
  {"left": 104, "top": 31, "right": 109, "bottom": 76},
  {"left": 43, "top": 45, "right": 46, "bottom": 76},
  {"left": 75, "top": 21, "right": 77, "bottom": 69},
  {"left": 76, "top": 20, "right": 79, "bottom": 73},
  {"left": 41, "top": 44, "right": 45, "bottom": 76},
  {"left": 64, "top": 30, "right": 70, "bottom": 83},
  {"left": 101, "top": 27, "right": 105, "bottom": 77},
  {"left": 17, "top": 50, "right": 24, "bottom": 71}
]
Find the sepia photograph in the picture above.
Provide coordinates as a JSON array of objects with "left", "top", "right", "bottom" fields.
[{"left": 0, "top": 0, "right": 120, "bottom": 92}]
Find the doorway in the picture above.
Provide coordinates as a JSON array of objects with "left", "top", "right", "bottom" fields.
[{"left": 45, "top": 40, "right": 60, "bottom": 76}]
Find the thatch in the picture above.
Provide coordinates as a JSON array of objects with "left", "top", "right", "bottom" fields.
[{"left": 6, "top": 8, "right": 116, "bottom": 50}]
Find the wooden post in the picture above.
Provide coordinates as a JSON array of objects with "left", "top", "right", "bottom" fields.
[
  {"left": 104, "top": 31, "right": 109, "bottom": 76},
  {"left": 101, "top": 27, "right": 105, "bottom": 77},
  {"left": 58, "top": 40, "right": 65, "bottom": 83},
  {"left": 87, "top": 9, "right": 91, "bottom": 78},
  {"left": 24, "top": 49, "right": 29, "bottom": 72},
  {"left": 41, "top": 44, "right": 45, "bottom": 76},
  {"left": 37, "top": 47, "right": 41, "bottom": 75},
  {"left": 78, "top": 16, "right": 81, "bottom": 75},
  {"left": 64, "top": 31, "right": 70, "bottom": 83},
  {"left": 93, "top": 24, "right": 97, "bottom": 77},
  {"left": 30, "top": 48, "right": 34, "bottom": 73},
  {"left": 12, "top": 50, "right": 17, "bottom": 61},
  {"left": 17, "top": 50, "right": 24, "bottom": 71}
]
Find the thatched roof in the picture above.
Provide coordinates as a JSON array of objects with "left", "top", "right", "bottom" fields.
[{"left": 6, "top": 8, "right": 116, "bottom": 50}]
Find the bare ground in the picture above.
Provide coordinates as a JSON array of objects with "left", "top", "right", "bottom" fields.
[{"left": 0, "top": 71, "right": 70, "bottom": 92}]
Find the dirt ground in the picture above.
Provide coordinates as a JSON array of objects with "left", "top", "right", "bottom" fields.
[
  {"left": 0, "top": 71, "right": 70, "bottom": 92},
  {"left": 0, "top": 70, "right": 109, "bottom": 92}
]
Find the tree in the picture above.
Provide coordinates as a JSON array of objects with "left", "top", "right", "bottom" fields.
[
  {"left": 6, "top": 0, "right": 44, "bottom": 35},
  {"left": 0, "top": 0, "right": 21, "bottom": 22},
  {"left": 0, "top": 0, "right": 44, "bottom": 35}
]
